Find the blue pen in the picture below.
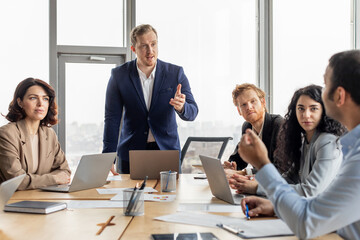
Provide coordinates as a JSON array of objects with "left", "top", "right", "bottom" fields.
[
  {"left": 245, "top": 204, "right": 250, "bottom": 220},
  {"left": 165, "top": 170, "right": 171, "bottom": 191}
]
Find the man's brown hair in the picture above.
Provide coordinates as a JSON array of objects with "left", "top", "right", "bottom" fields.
[
  {"left": 232, "top": 83, "right": 267, "bottom": 111},
  {"left": 130, "top": 24, "right": 158, "bottom": 46}
]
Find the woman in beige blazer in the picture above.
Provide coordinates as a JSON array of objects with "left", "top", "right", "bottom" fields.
[{"left": 0, "top": 78, "right": 71, "bottom": 190}]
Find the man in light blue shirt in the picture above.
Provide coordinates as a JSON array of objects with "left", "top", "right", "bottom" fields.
[{"left": 238, "top": 50, "right": 360, "bottom": 239}]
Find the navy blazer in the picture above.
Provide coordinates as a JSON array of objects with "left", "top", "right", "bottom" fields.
[
  {"left": 103, "top": 59, "right": 198, "bottom": 173},
  {"left": 229, "top": 112, "right": 284, "bottom": 170}
]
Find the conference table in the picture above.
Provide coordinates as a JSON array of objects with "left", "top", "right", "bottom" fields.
[{"left": 1, "top": 174, "right": 343, "bottom": 240}]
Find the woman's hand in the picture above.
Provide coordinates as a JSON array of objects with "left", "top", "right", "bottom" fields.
[
  {"left": 54, "top": 172, "right": 71, "bottom": 185},
  {"left": 229, "top": 174, "right": 258, "bottom": 194}
]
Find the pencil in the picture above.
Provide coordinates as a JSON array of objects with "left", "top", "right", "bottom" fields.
[{"left": 96, "top": 215, "right": 115, "bottom": 235}]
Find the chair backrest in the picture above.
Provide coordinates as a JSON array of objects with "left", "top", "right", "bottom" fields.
[{"left": 180, "top": 137, "right": 233, "bottom": 173}]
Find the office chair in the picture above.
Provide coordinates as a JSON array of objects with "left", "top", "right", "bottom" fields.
[{"left": 180, "top": 136, "right": 233, "bottom": 174}]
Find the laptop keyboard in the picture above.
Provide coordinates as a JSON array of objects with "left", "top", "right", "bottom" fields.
[{"left": 52, "top": 185, "right": 70, "bottom": 191}]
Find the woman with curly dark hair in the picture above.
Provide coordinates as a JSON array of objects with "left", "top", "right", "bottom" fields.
[
  {"left": 230, "top": 84, "right": 345, "bottom": 197},
  {"left": 272, "top": 84, "right": 345, "bottom": 196},
  {"left": 0, "top": 78, "right": 71, "bottom": 190}
]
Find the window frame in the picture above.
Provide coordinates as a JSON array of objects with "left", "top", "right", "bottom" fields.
[{"left": 48, "top": 0, "right": 359, "bottom": 152}]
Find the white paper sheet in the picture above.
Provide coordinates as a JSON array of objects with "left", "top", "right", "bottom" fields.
[
  {"left": 177, "top": 203, "right": 242, "bottom": 213},
  {"left": 106, "top": 175, "right": 122, "bottom": 181},
  {"left": 97, "top": 187, "right": 157, "bottom": 194},
  {"left": 66, "top": 200, "right": 125, "bottom": 209},
  {"left": 154, "top": 211, "right": 293, "bottom": 238}
]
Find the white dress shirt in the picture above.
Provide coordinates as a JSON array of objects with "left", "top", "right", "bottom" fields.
[
  {"left": 137, "top": 65, "right": 156, "bottom": 142},
  {"left": 256, "top": 124, "right": 360, "bottom": 239}
]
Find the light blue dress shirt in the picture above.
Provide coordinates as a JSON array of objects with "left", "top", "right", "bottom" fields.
[{"left": 256, "top": 124, "right": 360, "bottom": 239}]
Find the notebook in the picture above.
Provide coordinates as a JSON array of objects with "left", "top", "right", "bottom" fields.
[
  {"left": 40, "top": 152, "right": 116, "bottom": 192},
  {"left": 199, "top": 155, "right": 245, "bottom": 205},
  {"left": 4, "top": 200, "right": 66, "bottom": 214},
  {"left": 0, "top": 174, "right": 26, "bottom": 210},
  {"left": 129, "top": 150, "right": 179, "bottom": 180}
]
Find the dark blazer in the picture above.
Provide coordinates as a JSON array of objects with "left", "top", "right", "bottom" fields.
[
  {"left": 102, "top": 59, "right": 198, "bottom": 173},
  {"left": 229, "top": 112, "right": 284, "bottom": 170}
]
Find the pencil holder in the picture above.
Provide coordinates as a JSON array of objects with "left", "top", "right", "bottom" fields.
[
  {"left": 123, "top": 188, "right": 144, "bottom": 216},
  {"left": 160, "top": 171, "right": 177, "bottom": 192}
]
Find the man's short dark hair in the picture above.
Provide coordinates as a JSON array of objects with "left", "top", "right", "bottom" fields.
[{"left": 328, "top": 50, "right": 360, "bottom": 105}]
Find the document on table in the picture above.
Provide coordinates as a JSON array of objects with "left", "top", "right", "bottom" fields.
[
  {"left": 106, "top": 175, "right": 122, "bottom": 181},
  {"left": 178, "top": 203, "right": 242, "bottom": 213},
  {"left": 67, "top": 200, "right": 125, "bottom": 209},
  {"left": 111, "top": 193, "right": 176, "bottom": 202},
  {"left": 154, "top": 211, "right": 293, "bottom": 238},
  {"left": 97, "top": 187, "right": 157, "bottom": 194}
]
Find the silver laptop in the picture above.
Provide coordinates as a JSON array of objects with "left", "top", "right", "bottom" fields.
[
  {"left": 0, "top": 174, "right": 26, "bottom": 210},
  {"left": 129, "top": 150, "right": 179, "bottom": 180},
  {"left": 40, "top": 152, "right": 116, "bottom": 193},
  {"left": 199, "top": 155, "right": 245, "bottom": 205}
]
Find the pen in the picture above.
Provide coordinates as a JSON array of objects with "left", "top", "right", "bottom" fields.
[
  {"left": 139, "top": 175, "right": 148, "bottom": 191},
  {"left": 245, "top": 204, "right": 250, "bottom": 220},
  {"left": 125, "top": 183, "right": 139, "bottom": 215},
  {"left": 165, "top": 170, "right": 171, "bottom": 191},
  {"left": 132, "top": 176, "right": 148, "bottom": 212},
  {"left": 216, "top": 223, "right": 244, "bottom": 236}
]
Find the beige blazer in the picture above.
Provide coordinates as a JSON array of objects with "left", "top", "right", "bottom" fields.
[{"left": 0, "top": 119, "right": 71, "bottom": 190}]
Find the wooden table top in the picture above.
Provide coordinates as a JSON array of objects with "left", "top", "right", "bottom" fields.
[{"left": 2, "top": 174, "right": 344, "bottom": 240}]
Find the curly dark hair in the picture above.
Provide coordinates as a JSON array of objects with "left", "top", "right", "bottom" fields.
[
  {"left": 275, "top": 84, "right": 346, "bottom": 175},
  {"left": 5, "top": 77, "right": 58, "bottom": 126}
]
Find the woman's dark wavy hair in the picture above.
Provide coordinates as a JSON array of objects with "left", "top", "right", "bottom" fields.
[
  {"left": 5, "top": 78, "right": 58, "bottom": 126},
  {"left": 274, "top": 84, "right": 346, "bottom": 175}
]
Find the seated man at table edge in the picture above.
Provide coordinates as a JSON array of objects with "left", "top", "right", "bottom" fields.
[
  {"left": 224, "top": 83, "right": 284, "bottom": 174},
  {"left": 239, "top": 50, "right": 360, "bottom": 240}
]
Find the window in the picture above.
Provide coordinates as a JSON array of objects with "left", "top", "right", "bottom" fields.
[
  {"left": 136, "top": 0, "right": 257, "bottom": 159},
  {"left": 57, "top": 0, "right": 124, "bottom": 47},
  {"left": 58, "top": 55, "right": 123, "bottom": 172},
  {"left": 0, "top": 0, "right": 48, "bottom": 126},
  {"left": 272, "top": 0, "right": 351, "bottom": 115}
]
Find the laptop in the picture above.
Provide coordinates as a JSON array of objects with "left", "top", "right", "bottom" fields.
[
  {"left": 0, "top": 174, "right": 26, "bottom": 210},
  {"left": 199, "top": 155, "right": 245, "bottom": 205},
  {"left": 40, "top": 152, "right": 116, "bottom": 193},
  {"left": 129, "top": 150, "right": 179, "bottom": 180}
]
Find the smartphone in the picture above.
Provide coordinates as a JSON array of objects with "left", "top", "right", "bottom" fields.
[
  {"left": 193, "top": 174, "right": 207, "bottom": 179},
  {"left": 151, "top": 232, "right": 219, "bottom": 240}
]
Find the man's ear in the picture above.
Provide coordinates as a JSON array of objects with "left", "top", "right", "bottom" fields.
[
  {"left": 335, "top": 87, "right": 346, "bottom": 107},
  {"left": 130, "top": 45, "right": 136, "bottom": 53}
]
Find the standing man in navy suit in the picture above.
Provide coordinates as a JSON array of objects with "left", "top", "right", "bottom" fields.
[{"left": 102, "top": 24, "right": 198, "bottom": 174}]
